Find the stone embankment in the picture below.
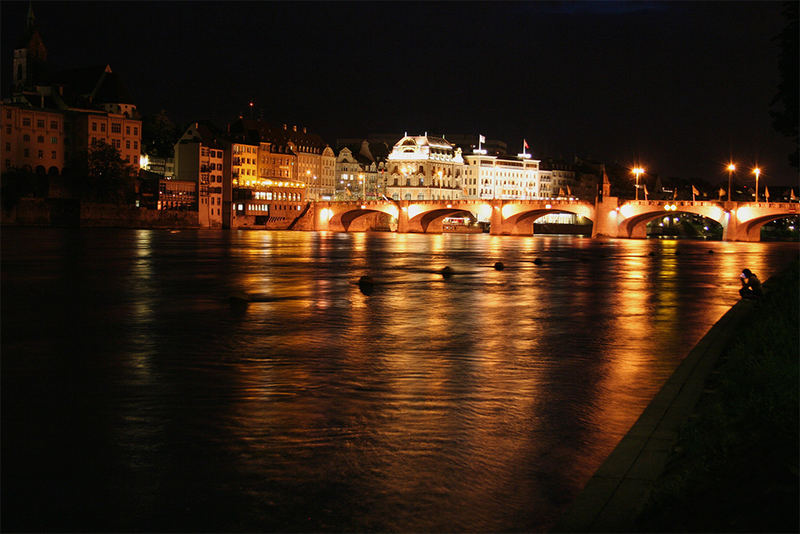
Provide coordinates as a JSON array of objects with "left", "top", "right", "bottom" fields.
[{"left": 2, "top": 198, "right": 198, "bottom": 228}]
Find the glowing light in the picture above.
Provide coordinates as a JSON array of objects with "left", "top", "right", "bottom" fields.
[
  {"left": 139, "top": 154, "right": 149, "bottom": 168},
  {"left": 545, "top": 204, "right": 552, "bottom": 209},
  {"left": 477, "top": 204, "right": 493, "bottom": 221},
  {"left": 620, "top": 204, "right": 635, "bottom": 218},
  {"left": 727, "top": 163, "right": 736, "bottom": 172},
  {"left": 360, "top": 204, "right": 366, "bottom": 209},
  {"left": 737, "top": 206, "right": 751, "bottom": 222},
  {"left": 446, "top": 203, "right": 452, "bottom": 208},
  {"left": 319, "top": 208, "right": 334, "bottom": 222},
  {"left": 408, "top": 204, "right": 424, "bottom": 219}
]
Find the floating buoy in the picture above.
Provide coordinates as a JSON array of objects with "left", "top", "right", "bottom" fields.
[
  {"left": 493, "top": 261, "right": 504, "bottom": 271},
  {"left": 533, "top": 258, "right": 543, "bottom": 265},
  {"left": 229, "top": 292, "right": 250, "bottom": 312},
  {"left": 358, "top": 275, "right": 374, "bottom": 295},
  {"left": 440, "top": 266, "right": 454, "bottom": 278}
]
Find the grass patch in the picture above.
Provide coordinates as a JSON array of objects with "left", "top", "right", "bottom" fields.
[{"left": 637, "top": 260, "right": 799, "bottom": 532}]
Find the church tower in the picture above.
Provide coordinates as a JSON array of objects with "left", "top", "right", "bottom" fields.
[{"left": 12, "top": 3, "right": 48, "bottom": 92}]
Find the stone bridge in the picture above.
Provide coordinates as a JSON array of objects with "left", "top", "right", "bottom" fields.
[{"left": 309, "top": 196, "right": 799, "bottom": 242}]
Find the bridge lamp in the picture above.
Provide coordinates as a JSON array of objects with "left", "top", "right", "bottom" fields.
[
  {"left": 632, "top": 167, "right": 645, "bottom": 201},
  {"left": 752, "top": 167, "right": 761, "bottom": 202},
  {"left": 726, "top": 163, "right": 736, "bottom": 202}
]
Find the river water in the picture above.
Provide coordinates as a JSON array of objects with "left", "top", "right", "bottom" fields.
[{"left": 2, "top": 228, "right": 797, "bottom": 532}]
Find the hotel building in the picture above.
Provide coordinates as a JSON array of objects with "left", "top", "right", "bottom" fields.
[{"left": 385, "top": 134, "right": 465, "bottom": 201}]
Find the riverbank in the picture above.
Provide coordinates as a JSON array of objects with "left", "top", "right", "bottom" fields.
[
  {"left": 635, "top": 259, "right": 799, "bottom": 532},
  {"left": 553, "top": 259, "right": 799, "bottom": 532}
]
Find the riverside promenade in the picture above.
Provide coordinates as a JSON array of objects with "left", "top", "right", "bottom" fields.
[{"left": 553, "top": 294, "right": 760, "bottom": 531}]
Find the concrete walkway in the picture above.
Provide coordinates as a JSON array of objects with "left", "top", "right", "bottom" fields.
[{"left": 552, "top": 298, "right": 756, "bottom": 532}]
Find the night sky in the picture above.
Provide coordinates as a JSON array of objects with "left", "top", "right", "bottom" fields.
[{"left": 2, "top": 1, "right": 797, "bottom": 185}]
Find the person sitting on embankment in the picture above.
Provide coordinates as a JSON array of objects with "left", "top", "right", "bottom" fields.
[{"left": 739, "top": 268, "right": 763, "bottom": 299}]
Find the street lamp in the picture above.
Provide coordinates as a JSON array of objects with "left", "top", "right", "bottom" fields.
[
  {"left": 753, "top": 167, "right": 761, "bottom": 202},
  {"left": 632, "top": 167, "right": 645, "bottom": 201},
  {"left": 726, "top": 163, "right": 735, "bottom": 202},
  {"left": 358, "top": 173, "right": 365, "bottom": 200}
]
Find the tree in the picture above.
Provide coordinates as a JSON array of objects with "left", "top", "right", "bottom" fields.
[
  {"left": 771, "top": 1, "right": 799, "bottom": 169},
  {"left": 65, "top": 142, "right": 135, "bottom": 203},
  {"left": 142, "top": 109, "right": 179, "bottom": 158},
  {"left": 1, "top": 167, "right": 37, "bottom": 210}
]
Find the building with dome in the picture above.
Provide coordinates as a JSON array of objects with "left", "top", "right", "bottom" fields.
[{"left": 384, "top": 134, "right": 465, "bottom": 201}]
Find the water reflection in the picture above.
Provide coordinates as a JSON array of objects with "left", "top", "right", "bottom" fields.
[{"left": 1, "top": 228, "right": 797, "bottom": 532}]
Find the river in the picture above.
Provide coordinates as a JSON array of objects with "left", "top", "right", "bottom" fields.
[{"left": 2, "top": 228, "right": 797, "bottom": 532}]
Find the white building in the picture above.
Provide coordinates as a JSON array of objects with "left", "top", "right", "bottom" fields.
[
  {"left": 462, "top": 151, "right": 540, "bottom": 200},
  {"left": 385, "top": 134, "right": 465, "bottom": 200},
  {"left": 174, "top": 122, "right": 224, "bottom": 227}
]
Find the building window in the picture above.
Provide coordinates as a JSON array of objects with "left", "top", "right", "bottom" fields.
[
  {"left": 51, "top": 151, "right": 57, "bottom": 159},
  {"left": 126, "top": 140, "right": 131, "bottom": 149},
  {"left": 38, "top": 150, "right": 43, "bottom": 159},
  {"left": 92, "top": 122, "right": 97, "bottom": 131},
  {"left": 126, "top": 126, "right": 130, "bottom": 135},
  {"left": 22, "top": 118, "right": 31, "bottom": 126},
  {"left": 133, "top": 141, "right": 138, "bottom": 149},
  {"left": 23, "top": 148, "right": 29, "bottom": 157},
  {"left": 51, "top": 137, "right": 57, "bottom": 144},
  {"left": 37, "top": 135, "right": 44, "bottom": 143},
  {"left": 23, "top": 134, "right": 30, "bottom": 142},
  {"left": 111, "top": 123, "right": 121, "bottom": 134},
  {"left": 91, "top": 137, "right": 97, "bottom": 145},
  {"left": 100, "top": 123, "right": 106, "bottom": 132},
  {"left": 134, "top": 127, "right": 138, "bottom": 136},
  {"left": 50, "top": 121, "right": 58, "bottom": 129},
  {"left": 37, "top": 119, "right": 45, "bottom": 128}
]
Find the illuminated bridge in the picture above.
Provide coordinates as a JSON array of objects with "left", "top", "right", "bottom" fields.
[{"left": 307, "top": 197, "right": 799, "bottom": 242}]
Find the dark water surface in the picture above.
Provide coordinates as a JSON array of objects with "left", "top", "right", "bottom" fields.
[{"left": 2, "top": 228, "right": 798, "bottom": 532}]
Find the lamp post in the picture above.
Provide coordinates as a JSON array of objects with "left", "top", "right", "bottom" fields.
[
  {"left": 632, "top": 167, "right": 645, "bottom": 201},
  {"left": 753, "top": 167, "right": 761, "bottom": 202},
  {"left": 726, "top": 163, "right": 735, "bottom": 202},
  {"left": 359, "top": 173, "right": 365, "bottom": 200}
]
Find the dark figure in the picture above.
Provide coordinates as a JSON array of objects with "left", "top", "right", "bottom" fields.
[{"left": 739, "top": 268, "right": 763, "bottom": 299}]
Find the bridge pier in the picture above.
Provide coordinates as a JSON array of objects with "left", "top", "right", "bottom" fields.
[{"left": 591, "top": 196, "right": 621, "bottom": 238}]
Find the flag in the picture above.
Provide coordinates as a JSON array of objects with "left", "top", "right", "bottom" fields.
[
  {"left": 673, "top": 188, "right": 678, "bottom": 200},
  {"left": 765, "top": 186, "right": 770, "bottom": 199},
  {"left": 523, "top": 139, "right": 529, "bottom": 150},
  {"left": 567, "top": 185, "right": 572, "bottom": 196},
  {"left": 791, "top": 188, "right": 797, "bottom": 201},
  {"left": 479, "top": 134, "right": 486, "bottom": 144},
  {"left": 692, "top": 185, "right": 699, "bottom": 196},
  {"left": 643, "top": 184, "right": 649, "bottom": 199},
  {"left": 718, "top": 187, "right": 726, "bottom": 198},
  {"left": 559, "top": 187, "right": 565, "bottom": 196}
]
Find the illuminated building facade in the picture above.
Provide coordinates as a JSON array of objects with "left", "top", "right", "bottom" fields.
[
  {"left": 69, "top": 110, "right": 142, "bottom": 170},
  {"left": 1, "top": 103, "right": 65, "bottom": 175},
  {"left": 539, "top": 159, "right": 577, "bottom": 198},
  {"left": 462, "top": 152, "right": 540, "bottom": 199},
  {"left": 319, "top": 146, "right": 336, "bottom": 200},
  {"left": 385, "top": 134, "right": 465, "bottom": 200},
  {"left": 229, "top": 120, "right": 334, "bottom": 200}
]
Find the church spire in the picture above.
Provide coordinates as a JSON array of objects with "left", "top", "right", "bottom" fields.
[{"left": 26, "top": 1, "right": 36, "bottom": 32}]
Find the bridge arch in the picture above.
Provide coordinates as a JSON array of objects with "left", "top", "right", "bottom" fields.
[
  {"left": 494, "top": 201, "right": 595, "bottom": 235},
  {"left": 616, "top": 202, "right": 726, "bottom": 239},
  {"left": 731, "top": 209, "right": 800, "bottom": 242}
]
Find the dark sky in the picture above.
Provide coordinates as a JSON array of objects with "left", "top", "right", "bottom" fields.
[{"left": 2, "top": 1, "right": 797, "bottom": 185}]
